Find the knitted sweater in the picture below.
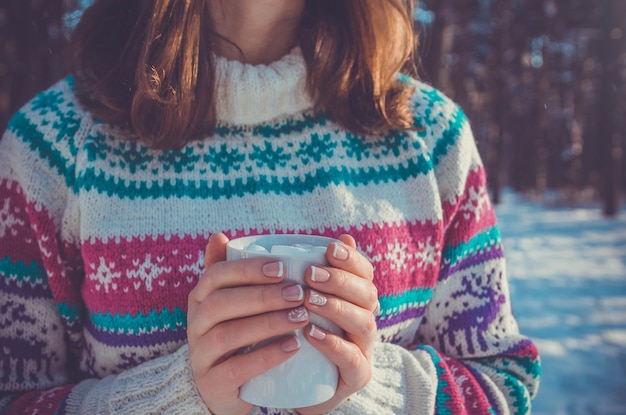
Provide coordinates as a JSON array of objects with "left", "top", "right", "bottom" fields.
[{"left": 0, "top": 49, "right": 540, "bottom": 414}]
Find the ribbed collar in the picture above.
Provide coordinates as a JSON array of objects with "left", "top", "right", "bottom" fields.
[{"left": 213, "top": 48, "right": 313, "bottom": 126}]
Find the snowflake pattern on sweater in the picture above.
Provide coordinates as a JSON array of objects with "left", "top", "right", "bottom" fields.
[{"left": 0, "top": 50, "right": 540, "bottom": 414}]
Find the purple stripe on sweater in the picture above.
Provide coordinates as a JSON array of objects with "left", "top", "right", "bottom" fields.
[
  {"left": 439, "top": 246, "right": 504, "bottom": 281},
  {"left": 0, "top": 277, "right": 51, "bottom": 299},
  {"left": 84, "top": 318, "right": 187, "bottom": 347},
  {"left": 466, "top": 361, "right": 501, "bottom": 413},
  {"left": 377, "top": 305, "right": 426, "bottom": 329},
  {"left": 504, "top": 338, "right": 537, "bottom": 355}
]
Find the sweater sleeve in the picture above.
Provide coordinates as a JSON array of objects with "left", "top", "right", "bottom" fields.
[
  {"left": 331, "top": 179, "right": 541, "bottom": 414},
  {"left": 0, "top": 85, "right": 209, "bottom": 414},
  {"left": 416, "top": 101, "right": 541, "bottom": 414},
  {"left": 324, "top": 97, "right": 541, "bottom": 414}
]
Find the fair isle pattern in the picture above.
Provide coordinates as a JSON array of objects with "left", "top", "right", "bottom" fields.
[{"left": 1, "top": 62, "right": 540, "bottom": 414}]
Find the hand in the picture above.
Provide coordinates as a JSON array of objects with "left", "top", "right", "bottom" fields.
[
  {"left": 297, "top": 234, "right": 379, "bottom": 415},
  {"left": 187, "top": 233, "right": 310, "bottom": 415}
]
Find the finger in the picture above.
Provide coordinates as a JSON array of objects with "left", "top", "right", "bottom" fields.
[
  {"left": 204, "top": 232, "right": 230, "bottom": 267},
  {"left": 338, "top": 234, "right": 356, "bottom": 249},
  {"left": 306, "top": 265, "right": 378, "bottom": 312},
  {"left": 190, "top": 283, "right": 305, "bottom": 337},
  {"left": 189, "top": 257, "right": 286, "bottom": 317},
  {"left": 325, "top": 238, "right": 374, "bottom": 282},
  {"left": 202, "top": 335, "right": 302, "bottom": 397},
  {"left": 189, "top": 233, "right": 230, "bottom": 318},
  {"left": 305, "top": 290, "right": 377, "bottom": 357},
  {"left": 192, "top": 307, "right": 310, "bottom": 370},
  {"left": 304, "top": 325, "right": 372, "bottom": 390}
]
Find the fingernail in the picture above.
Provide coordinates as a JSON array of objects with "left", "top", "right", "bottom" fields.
[
  {"left": 263, "top": 261, "right": 284, "bottom": 278},
  {"left": 308, "top": 289, "right": 327, "bottom": 306},
  {"left": 309, "top": 324, "right": 327, "bottom": 340},
  {"left": 332, "top": 243, "right": 349, "bottom": 261},
  {"left": 282, "top": 284, "right": 304, "bottom": 302},
  {"left": 281, "top": 336, "right": 301, "bottom": 352},
  {"left": 287, "top": 306, "right": 309, "bottom": 323},
  {"left": 310, "top": 266, "right": 330, "bottom": 282}
]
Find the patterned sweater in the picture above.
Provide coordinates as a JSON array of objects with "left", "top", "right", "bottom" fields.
[{"left": 0, "top": 49, "right": 540, "bottom": 414}]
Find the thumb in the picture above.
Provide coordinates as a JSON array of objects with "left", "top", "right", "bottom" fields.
[
  {"left": 338, "top": 233, "right": 357, "bottom": 249},
  {"left": 204, "top": 232, "right": 229, "bottom": 267}
]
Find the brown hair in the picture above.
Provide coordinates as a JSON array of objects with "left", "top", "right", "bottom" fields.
[{"left": 69, "top": 0, "right": 417, "bottom": 149}]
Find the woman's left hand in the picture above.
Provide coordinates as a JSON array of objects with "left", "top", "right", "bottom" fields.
[{"left": 297, "top": 234, "right": 379, "bottom": 415}]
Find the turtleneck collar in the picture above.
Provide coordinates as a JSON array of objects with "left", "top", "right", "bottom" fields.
[{"left": 213, "top": 48, "right": 313, "bottom": 126}]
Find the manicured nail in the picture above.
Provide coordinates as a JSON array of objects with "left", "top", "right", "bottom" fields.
[
  {"left": 308, "top": 289, "right": 327, "bottom": 306},
  {"left": 282, "top": 284, "right": 304, "bottom": 302},
  {"left": 287, "top": 306, "right": 309, "bottom": 323},
  {"left": 281, "top": 336, "right": 301, "bottom": 352},
  {"left": 310, "top": 266, "right": 330, "bottom": 282},
  {"left": 263, "top": 261, "right": 284, "bottom": 278},
  {"left": 309, "top": 324, "right": 327, "bottom": 340},
  {"left": 332, "top": 243, "right": 349, "bottom": 261}
]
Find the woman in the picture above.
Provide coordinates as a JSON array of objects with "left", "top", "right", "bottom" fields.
[{"left": 0, "top": 0, "right": 540, "bottom": 414}]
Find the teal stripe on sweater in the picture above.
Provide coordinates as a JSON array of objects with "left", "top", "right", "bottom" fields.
[
  {"left": 90, "top": 307, "right": 186, "bottom": 334},
  {"left": 470, "top": 355, "right": 540, "bottom": 415},
  {"left": 442, "top": 226, "right": 502, "bottom": 267},
  {"left": 215, "top": 112, "right": 328, "bottom": 138},
  {"left": 76, "top": 156, "right": 434, "bottom": 200},
  {"left": 8, "top": 112, "right": 76, "bottom": 191},
  {"left": 432, "top": 106, "right": 467, "bottom": 166},
  {"left": 0, "top": 257, "right": 47, "bottom": 286},
  {"left": 418, "top": 345, "right": 453, "bottom": 415},
  {"left": 10, "top": 87, "right": 468, "bottom": 200},
  {"left": 58, "top": 303, "right": 81, "bottom": 324},
  {"left": 378, "top": 287, "right": 433, "bottom": 318},
  {"left": 502, "top": 370, "right": 532, "bottom": 415}
]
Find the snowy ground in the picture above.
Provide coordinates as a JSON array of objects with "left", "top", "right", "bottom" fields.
[{"left": 496, "top": 190, "right": 626, "bottom": 415}]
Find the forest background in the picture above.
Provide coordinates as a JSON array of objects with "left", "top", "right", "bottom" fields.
[{"left": 0, "top": 0, "right": 625, "bottom": 215}]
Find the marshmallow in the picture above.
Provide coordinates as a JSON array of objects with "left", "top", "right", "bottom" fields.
[{"left": 245, "top": 243, "right": 327, "bottom": 256}]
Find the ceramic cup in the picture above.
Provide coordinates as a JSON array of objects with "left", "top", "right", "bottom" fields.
[{"left": 226, "top": 234, "right": 343, "bottom": 409}]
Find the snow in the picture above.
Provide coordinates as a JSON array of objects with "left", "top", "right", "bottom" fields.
[{"left": 496, "top": 190, "right": 626, "bottom": 415}]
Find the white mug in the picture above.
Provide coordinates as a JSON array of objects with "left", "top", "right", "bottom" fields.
[{"left": 226, "top": 234, "right": 343, "bottom": 409}]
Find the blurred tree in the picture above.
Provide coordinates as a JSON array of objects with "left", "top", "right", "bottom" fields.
[
  {"left": 486, "top": 0, "right": 514, "bottom": 204},
  {"left": 597, "top": 0, "right": 625, "bottom": 216},
  {"left": 416, "top": 0, "right": 625, "bottom": 214},
  {"left": 0, "top": 0, "right": 66, "bottom": 134},
  {"left": 416, "top": 0, "right": 447, "bottom": 86}
]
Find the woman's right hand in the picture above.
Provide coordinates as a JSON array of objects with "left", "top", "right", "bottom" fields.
[{"left": 187, "top": 233, "right": 309, "bottom": 415}]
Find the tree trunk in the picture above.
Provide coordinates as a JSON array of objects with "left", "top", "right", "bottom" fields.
[
  {"left": 419, "top": 0, "right": 447, "bottom": 86},
  {"left": 0, "top": 0, "right": 66, "bottom": 134},
  {"left": 597, "top": 0, "right": 624, "bottom": 217}
]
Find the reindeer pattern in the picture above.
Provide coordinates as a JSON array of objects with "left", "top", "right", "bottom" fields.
[
  {"left": 421, "top": 265, "right": 514, "bottom": 358},
  {"left": 1, "top": 298, "right": 64, "bottom": 386}
]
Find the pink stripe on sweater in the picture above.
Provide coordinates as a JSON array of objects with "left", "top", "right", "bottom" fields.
[
  {"left": 442, "top": 167, "right": 498, "bottom": 246},
  {"left": 0, "top": 178, "right": 82, "bottom": 309},
  {"left": 443, "top": 356, "right": 494, "bottom": 413},
  {"left": 5, "top": 384, "right": 74, "bottom": 415},
  {"left": 82, "top": 234, "right": 208, "bottom": 314},
  {"left": 82, "top": 219, "right": 444, "bottom": 315},
  {"left": 0, "top": 179, "right": 41, "bottom": 265}
]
